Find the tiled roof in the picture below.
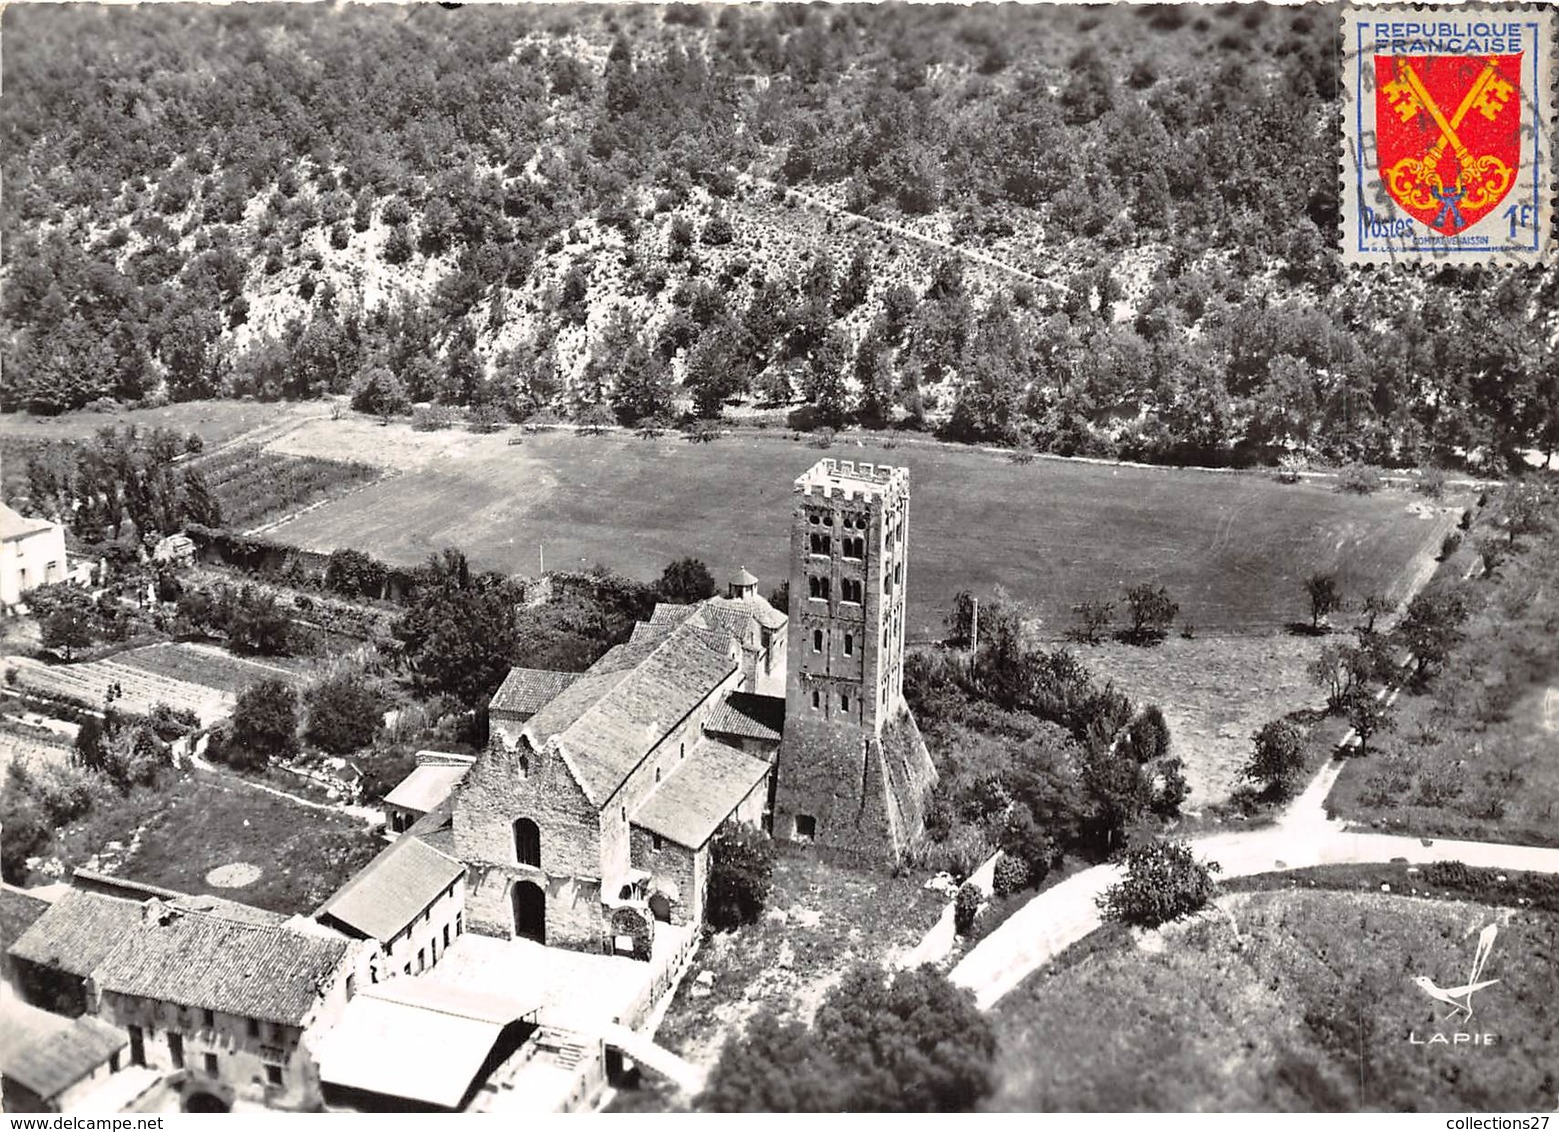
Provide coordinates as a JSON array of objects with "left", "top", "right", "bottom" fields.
[
  {"left": 93, "top": 906, "right": 351, "bottom": 1026},
  {"left": 0, "top": 502, "right": 55, "bottom": 543},
  {"left": 384, "top": 763, "right": 469, "bottom": 814},
  {"left": 0, "top": 998, "right": 125, "bottom": 1099},
  {"left": 551, "top": 619, "right": 739, "bottom": 805},
  {"left": 70, "top": 870, "right": 287, "bottom": 927},
  {"left": 704, "top": 691, "right": 786, "bottom": 744},
  {"left": 8, "top": 889, "right": 145, "bottom": 978},
  {"left": 729, "top": 567, "right": 759, "bottom": 587},
  {"left": 490, "top": 668, "right": 582, "bottom": 716},
  {"left": 704, "top": 592, "right": 787, "bottom": 632},
  {"left": 632, "top": 738, "right": 773, "bottom": 849},
  {"left": 0, "top": 885, "right": 52, "bottom": 956},
  {"left": 523, "top": 670, "right": 631, "bottom": 747},
  {"left": 316, "top": 834, "right": 464, "bottom": 944}
]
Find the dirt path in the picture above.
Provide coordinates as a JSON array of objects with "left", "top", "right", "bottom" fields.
[{"left": 949, "top": 752, "right": 1559, "bottom": 1011}]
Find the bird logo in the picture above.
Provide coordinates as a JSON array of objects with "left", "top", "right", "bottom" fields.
[{"left": 1412, "top": 924, "right": 1500, "bottom": 1023}]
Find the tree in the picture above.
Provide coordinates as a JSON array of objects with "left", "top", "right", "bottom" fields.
[
  {"left": 1118, "top": 705, "right": 1170, "bottom": 764},
  {"left": 1067, "top": 600, "right": 1114, "bottom": 645},
  {"left": 394, "top": 551, "right": 519, "bottom": 710},
  {"left": 1359, "top": 593, "right": 1396, "bottom": 632},
  {"left": 657, "top": 557, "right": 715, "bottom": 604},
  {"left": 1393, "top": 586, "right": 1470, "bottom": 681},
  {"left": 179, "top": 468, "right": 223, "bottom": 528},
  {"left": 222, "top": 678, "right": 300, "bottom": 769},
  {"left": 706, "top": 821, "right": 774, "bottom": 930},
  {"left": 1342, "top": 684, "right": 1395, "bottom": 755},
  {"left": 305, "top": 674, "right": 384, "bottom": 755},
  {"left": 1123, "top": 583, "right": 1178, "bottom": 643},
  {"left": 954, "top": 880, "right": 982, "bottom": 935},
  {"left": 35, "top": 583, "right": 96, "bottom": 659},
  {"left": 704, "top": 963, "right": 998, "bottom": 1112},
  {"left": 1097, "top": 840, "right": 1219, "bottom": 928},
  {"left": 1242, "top": 719, "right": 1307, "bottom": 799},
  {"left": 351, "top": 365, "right": 408, "bottom": 421},
  {"left": 324, "top": 548, "right": 388, "bottom": 599},
  {"left": 228, "top": 587, "right": 291, "bottom": 656},
  {"left": 1304, "top": 571, "right": 1343, "bottom": 631}
]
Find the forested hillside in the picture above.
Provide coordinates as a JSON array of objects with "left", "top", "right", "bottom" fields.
[{"left": 3, "top": 2, "right": 1555, "bottom": 468}]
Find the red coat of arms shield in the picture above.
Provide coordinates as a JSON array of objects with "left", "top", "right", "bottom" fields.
[{"left": 1375, "top": 54, "right": 1523, "bottom": 235}]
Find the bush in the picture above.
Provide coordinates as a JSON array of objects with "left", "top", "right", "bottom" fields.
[
  {"left": 1097, "top": 840, "right": 1220, "bottom": 928},
  {"left": 411, "top": 404, "right": 454, "bottom": 432},
  {"left": 809, "top": 427, "right": 836, "bottom": 450},
  {"left": 220, "top": 677, "right": 299, "bottom": 769},
  {"left": 991, "top": 854, "right": 1032, "bottom": 898},
  {"left": 1439, "top": 531, "right": 1463, "bottom": 560},
  {"left": 706, "top": 821, "right": 774, "bottom": 930},
  {"left": 305, "top": 674, "right": 384, "bottom": 755},
  {"left": 1337, "top": 464, "right": 1382, "bottom": 494},
  {"left": 701, "top": 214, "right": 735, "bottom": 246},
  {"left": 1241, "top": 719, "right": 1307, "bottom": 799},
  {"left": 954, "top": 879, "right": 983, "bottom": 935},
  {"left": 147, "top": 701, "right": 200, "bottom": 742},
  {"left": 1416, "top": 468, "right": 1448, "bottom": 499}
]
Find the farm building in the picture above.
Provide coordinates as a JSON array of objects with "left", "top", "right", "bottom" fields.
[
  {"left": 0, "top": 501, "right": 67, "bottom": 611},
  {"left": 452, "top": 459, "right": 935, "bottom": 960},
  {"left": 381, "top": 752, "right": 474, "bottom": 835}
]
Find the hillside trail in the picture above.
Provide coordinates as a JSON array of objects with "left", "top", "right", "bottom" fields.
[
  {"left": 949, "top": 747, "right": 1559, "bottom": 1011},
  {"left": 737, "top": 172, "right": 1057, "bottom": 293}
]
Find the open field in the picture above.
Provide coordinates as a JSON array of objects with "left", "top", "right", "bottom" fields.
[
  {"left": 98, "top": 771, "right": 381, "bottom": 916},
  {"left": 264, "top": 421, "right": 1458, "bottom": 639},
  {"left": 1085, "top": 635, "right": 1330, "bottom": 808},
  {"left": 0, "top": 400, "right": 310, "bottom": 446},
  {"left": 990, "top": 888, "right": 1559, "bottom": 1112}
]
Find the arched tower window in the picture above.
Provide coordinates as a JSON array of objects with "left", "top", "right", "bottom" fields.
[{"left": 512, "top": 818, "right": 540, "bottom": 868}]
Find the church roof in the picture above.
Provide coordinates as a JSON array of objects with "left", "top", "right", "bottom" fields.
[
  {"left": 704, "top": 592, "right": 787, "bottom": 632},
  {"left": 632, "top": 738, "right": 774, "bottom": 849},
  {"left": 704, "top": 691, "right": 786, "bottom": 744},
  {"left": 729, "top": 567, "right": 759, "bottom": 587},
  {"left": 317, "top": 833, "right": 464, "bottom": 944},
  {"left": 490, "top": 668, "right": 582, "bottom": 717},
  {"left": 543, "top": 618, "right": 739, "bottom": 806}
]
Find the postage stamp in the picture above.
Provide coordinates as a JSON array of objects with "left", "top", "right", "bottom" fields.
[{"left": 1341, "top": 6, "right": 1557, "bottom": 265}]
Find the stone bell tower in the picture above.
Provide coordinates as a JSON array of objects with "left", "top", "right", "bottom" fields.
[{"left": 774, "top": 459, "right": 935, "bottom": 863}]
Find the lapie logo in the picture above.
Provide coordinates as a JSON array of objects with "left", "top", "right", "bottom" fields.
[{"left": 1408, "top": 923, "right": 1502, "bottom": 1047}]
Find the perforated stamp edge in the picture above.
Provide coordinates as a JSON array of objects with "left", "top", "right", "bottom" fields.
[{"left": 1339, "top": 4, "right": 1557, "bottom": 266}]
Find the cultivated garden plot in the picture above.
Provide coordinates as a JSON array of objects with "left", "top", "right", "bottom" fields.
[
  {"left": 7, "top": 654, "right": 233, "bottom": 724},
  {"left": 191, "top": 442, "right": 381, "bottom": 530},
  {"left": 990, "top": 888, "right": 1558, "bottom": 1112},
  {"left": 111, "top": 640, "right": 308, "bottom": 695},
  {"left": 264, "top": 424, "right": 1455, "bottom": 640}
]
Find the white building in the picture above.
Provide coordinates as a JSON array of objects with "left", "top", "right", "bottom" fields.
[{"left": 0, "top": 502, "right": 67, "bottom": 610}]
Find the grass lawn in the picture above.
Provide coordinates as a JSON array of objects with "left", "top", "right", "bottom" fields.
[
  {"left": 0, "top": 400, "right": 306, "bottom": 446},
  {"left": 1084, "top": 634, "right": 1332, "bottom": 808},
  {"left": 990, "top": 888, "right": 1559, "bottom": 1112},
  {"left": 650, "top": 847, "right": 943, "bottom": 1078},
  {"left": 264, "top": 420, "right": 1456, "bottom": 639},
  {"left": 53, "top": 770, "right": 381, "bottom": 916}
]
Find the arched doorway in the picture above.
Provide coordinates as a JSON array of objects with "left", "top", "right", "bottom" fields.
[
  {"left": 512, "top": 880, "right": 545, "bottom": 943},
  {"left": 648, "top": 893, "right": 672, "bottom": 923}
]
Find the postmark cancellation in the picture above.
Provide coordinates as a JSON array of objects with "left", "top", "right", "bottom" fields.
[{"left": 1341, "top": 5, "right": 1557, "bottom": 265}]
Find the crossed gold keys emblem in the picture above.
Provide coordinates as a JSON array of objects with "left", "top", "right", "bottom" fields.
[{"left": 1381, "top": 58, "right": 1516, "bottom": 225}]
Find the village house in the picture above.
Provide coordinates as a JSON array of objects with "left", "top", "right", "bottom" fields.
[
  {"left": 7, "top": 875, "right": 372, "bottom": 1113},
  {"left": 0, "top": 501, "right": 67, "bottom": 611}
]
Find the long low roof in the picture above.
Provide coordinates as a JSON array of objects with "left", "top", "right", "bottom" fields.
[
  {"left": 315, "top": 981, "right": 539, "bottom": 1109},
  {"left": 632, "top": 738, "right": 773, "bottom": 850},
  {"left": 316, "top": 834, "right": 465, "bottom": 944},
  {"left": 9, "top": 889, "right": 146, "bottom": 978},
  {"left": 0, "top": 998, "right": 126, "bottom": 1099},
  {"left": 384, "top": 763, "right": 469, "bottom": 814}
]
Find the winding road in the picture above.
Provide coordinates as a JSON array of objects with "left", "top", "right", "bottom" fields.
[{"left": 949, "top": 757, "right": 1559, "bottom": 1011}]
